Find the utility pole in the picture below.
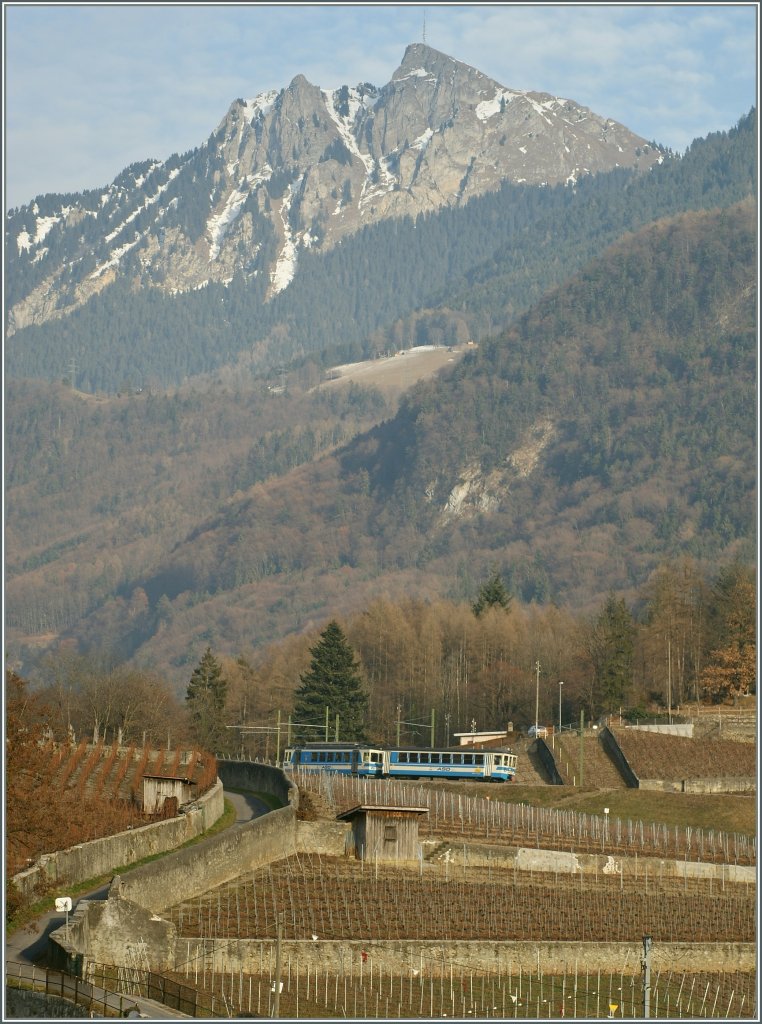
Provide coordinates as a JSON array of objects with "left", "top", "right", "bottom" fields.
[
  {"left": 579, "top": 709, "right": 585, "bottom": 788},
  {"left": 430, "top": 708, "right": 435, "bottom": 749},
  {"left": 273, "top": 912, "right": 284, "bottom": 1017},
  {"left": 334, "top": 713, "right": 339, "bottom": 742},
  {"left": 641, "top": 935, "right": 652, "bottom": 1018},
  {"left": 534, "top": 661, "right": 540, "bottom": 734},
  {"left": 276, "top": 709, "right": 281, "bottom": 765},
  {"left": 667, "top": 637, "right": 672, "bottom": 724},
  {"left": 396, "top": 705, "right": 402, "bottom": 746},
  {"left": 325, "top": 705, "right": 329, "bottom": 742}
]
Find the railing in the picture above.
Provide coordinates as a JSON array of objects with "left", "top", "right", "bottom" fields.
[
  {"left": 87, "top": 961, "right": 220, "bottom": 1017},
  {"left": 5, "top": 960, "right": 140, "bottom": 1017}
]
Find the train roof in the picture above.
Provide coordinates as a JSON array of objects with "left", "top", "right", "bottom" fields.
[{"left": 285, "top": 741, "right": 514, "bottom": 753}]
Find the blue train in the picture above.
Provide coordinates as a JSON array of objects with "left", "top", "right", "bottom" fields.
[{"left": 283, "top": 741, "right": 517, "bottom": 782}]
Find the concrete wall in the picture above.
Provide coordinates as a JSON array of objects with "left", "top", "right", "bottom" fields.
[
  {"left": 12, "top": 780, "right": 224, "bottom": 902},
  {"left": 534, "top": 739, "right": 563, "bottom": 785},
  {"left": 296, "top": 819, "right": 349, "bottom": 856},
  {"left": 598, "top": 727, "right": 639, "bottom": 787},
  {"left": 169, "top": 937, "right": 755, "bottom": 976},
  {"left": 217, "top": 758, "right": 296, "bottom": 808},
  {"left": 114, "top": 803, "right": 297, "bottom": 912},
  {"left": 626, "top": 723, "right": 695, "bottom": 737},
  {"left": 639, "top": 777, "right": 756, "bottom": 794},
  {"left": 423, "top": 838, "right": 755, "bottom": 884}
]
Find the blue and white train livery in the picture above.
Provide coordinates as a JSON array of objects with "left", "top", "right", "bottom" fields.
[{"left": 283, "top": 742, "right": 517, "bottom": 782}]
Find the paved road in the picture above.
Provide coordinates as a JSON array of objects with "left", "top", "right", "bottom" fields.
[
  {"left": 6, "top": 786, "right": 270, "bottom": 1018},
  {"left": 227, "top": 788, "right": 271, "bottom": 823}
]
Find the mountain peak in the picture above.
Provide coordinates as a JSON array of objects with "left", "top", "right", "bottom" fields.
[
  {"left": 396, "top": 42, "right": 480, "bottom": 81},
  {"left": 6, "top": 44, "right": 663, "bottom": 335}
]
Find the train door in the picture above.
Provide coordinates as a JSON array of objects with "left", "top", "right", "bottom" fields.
[
  {"left": 484, "top": 753, "right": 495, "bottom": 778},
  {"left": 351, "top": 747, "right": 360, "bottom": 775},
  {"left": 382, "top": 750, "right": 391, "bottom": 777}
]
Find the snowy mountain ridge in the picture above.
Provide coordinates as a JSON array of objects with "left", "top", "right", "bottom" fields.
[{"left": 6, "top": 43, "right": 662, "bottom": 334}]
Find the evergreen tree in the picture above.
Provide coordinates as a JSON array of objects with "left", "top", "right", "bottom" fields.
[
  {"left": 586, "top": 595, "right": 636, "bottom": 713},
  {"left": 292, "top": 621, "right": 368, "bottom": 741},
  {"left": 186, "top": 647, "right": 228, "bottom": 751},
  {"left": 472, "top": 572, "right": 512, "bottom": 617}
]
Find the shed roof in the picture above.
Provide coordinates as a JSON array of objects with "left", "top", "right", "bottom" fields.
[
  {"left": 142, "top": 774, "right": 193, "bottom": 784},
  {"left": 336, "top": 804, "right": 429, "bottom": 821}
]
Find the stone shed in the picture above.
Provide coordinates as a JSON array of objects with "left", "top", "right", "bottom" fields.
[{"left": 336, "top": 805, "right": 428, "bottom": 863}]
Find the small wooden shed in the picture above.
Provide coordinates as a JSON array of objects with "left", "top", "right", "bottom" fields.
[
  {"left": 336, "top": 804, "right": 428, "bottom": 863},
  {"left": 142, "top": 774, "right": 193, "bottom": 814}
]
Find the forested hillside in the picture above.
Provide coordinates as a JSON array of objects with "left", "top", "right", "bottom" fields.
[
  {"left": 7, "top": 194, "right": 753, "bottom": 685},
  {"left": 5, "top": 110, "right": 755, "bottom": 393}
]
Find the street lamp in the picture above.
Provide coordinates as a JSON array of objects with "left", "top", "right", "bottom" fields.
[
  {"left": 534, "top": 661, "right": 540, "bottom": 735},
  {"left": 558, "top": 681, "right": 564, "bottom": 735}
]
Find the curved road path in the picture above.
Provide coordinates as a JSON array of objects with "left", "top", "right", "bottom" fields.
[{"left": 6, "top": 786, "right": 269, "bottom": 1018}]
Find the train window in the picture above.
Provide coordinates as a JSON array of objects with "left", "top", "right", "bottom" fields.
[
  {"left": 311, "top": 752, "right": 318, "bottom": 762},
  {"left": 409, "top": 752, "right": 419, "bottom": 764},
  {"left": 417, "top": 752, "right": 427, "bottom": 763},
  {"left": 430, "top": 753, "right": 440, "bottom": 764},
  {"left": 441, "top": 753, "right": 451, "bottom": 764},
  {"left": 399, "top": 752, "right": 408, "bottom": 763},
  {"left": 452, "top": 754, "right": 463, "bottom": 765},
  {"left": 372, "top": 752, "right": 381, "bottom": 762},
  {"left": 474, "top": 755, "right": 484, "bottom": 766},
  {"left": 463, "top": 754, "right": 473, "bottom": 765}
]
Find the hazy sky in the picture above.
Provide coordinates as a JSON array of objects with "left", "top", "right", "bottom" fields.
[{"left": 3, "top": 2, "right": 758, "bottom": 211}]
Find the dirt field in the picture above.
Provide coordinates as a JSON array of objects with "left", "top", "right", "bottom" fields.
[{"left": 318, "top": 345, "right": 467, "bottom": 399}]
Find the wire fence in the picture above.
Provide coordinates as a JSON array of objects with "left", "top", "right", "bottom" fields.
[{"left": 295, "top": 770, "right": 756, "bottom": 865}]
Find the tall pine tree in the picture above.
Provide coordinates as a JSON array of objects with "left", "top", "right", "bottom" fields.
[
  {"left": 186, "top": 647, "right": 228, "bottom": 751},
  {"left": 292, "top": 621, "right": 368, "bottom": 741},
  {"left": 472, "top": 571, "right": 512, "bottom": 617},
  {"left": 586, "top": 595, "right": 636, "bottom": 713}
]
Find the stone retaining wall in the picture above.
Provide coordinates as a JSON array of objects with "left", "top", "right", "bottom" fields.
[
  {"left": 423, "top": 838, "right": 755, "bottom": 883},
  {"left": 217, "top": 758, "right": 296, "bottom": 808},
  {"left": 115, "top": 803, "right": 297, "bottom": 912},
  {"left": 12, "top": 779, "right": 224, "bottom": 902},
  {"left": 639, "top": 777, "right": 756, "bottom": 794},
  {"left": 5, "top": 988, "right": 84, "bottom": 1017},
  {"left": 169, "top": 937, "right": 755, "bottom": 976}
]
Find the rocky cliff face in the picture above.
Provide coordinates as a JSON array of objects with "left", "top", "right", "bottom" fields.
[{"left": 6, "top": 43, "right": 662, "bottom": 333}]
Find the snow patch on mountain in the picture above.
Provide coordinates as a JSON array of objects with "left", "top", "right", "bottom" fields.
[
  {"left": 243, "top": 90, "right": 279, "bottom": 124},
  {"left": 207, "top": 186, "right": 249, "bottom": 262},
  {"left": 270, "top": 181, "right": 300, "bottom": 295}
]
